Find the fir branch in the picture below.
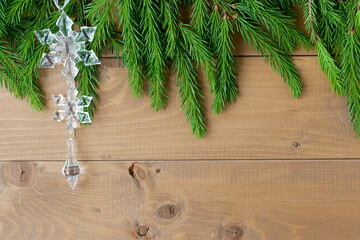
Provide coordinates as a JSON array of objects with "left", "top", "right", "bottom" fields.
[
  {"left": 303, "top": 0, "right": 317, "bottom": 41},
  {"left": 0, "top": 1, "right": 7, "bottom": 37},
  {"left": 191, "top": 0, "right": 210, "bottom": 39},
  {"left": 174, "top": 46, "right": 206, "bottom": 138},
  {"left": 239, "top": 0, "right": 310, "bottom": 52},
  {"left": 315, "top": 39, "right": 343, "bottom": 95},
  {"left": 235, "top": 10, "right": 302, "bottom": 98},
  {"left": 117, "top": 0, "right": 145, "bottom": 98},
  {"left": 163, "top": 0, "right": 207, "bottom": 137},
  {"left": 0, "top": 41, "right": 22, "bottom": 97},
  {"left": 86, "top": 0, "right": 115, "bottom": 53},
  {"left": 141, "top": 0, "right": 168, "bottom": 110},
  {"left": 10, "top": 2, "right": 59, "bottom": 111},
  {"left": 162, "top": 0, "right": 179, "bottom": 58},
  {"left": 317, "top": 0, "right": 345, "bottom": 49},
  {"left": 212, "top": 13, "right": 238, "bottom": 114},
  {"left": 180, "top": 24, "right": 216, "bottom": 93},
  {"left": 6, "top": 0, "right": 37, "bottom": 26},
  {"left": 340, "top": 32, "right": 360, "bottom": 136},
  {"left": 302, "top": 0, "right": 344, "bottom": 95},
  {"left": 208, "top": 3, "right": 221, "bottom": 49}
]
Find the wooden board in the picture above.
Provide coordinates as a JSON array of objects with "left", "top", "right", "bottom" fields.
[
  {"left": 0, "top": 160, "right": 359, "bottom": 240},
  {"left": 0, "top": 56, "right": 359, "bottom": 160}
]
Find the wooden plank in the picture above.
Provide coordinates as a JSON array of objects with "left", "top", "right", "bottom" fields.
[
  {"left": 0, "top": 160, "right": 359, "bottom": 239},
  {"left": 0, "top": 56, "right": 359, "bottom": 161}
]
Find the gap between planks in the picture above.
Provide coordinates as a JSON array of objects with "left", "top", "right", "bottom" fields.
[{"left": 0, "top": 158, "right": 359, "bottom": 163}]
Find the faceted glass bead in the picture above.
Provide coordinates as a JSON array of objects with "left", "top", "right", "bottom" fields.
[
  {"left": 77, "top": 50, "right": 101, "bottom": 66},
  {"left": 34, "top": 29, "right": 57, "bottom": 45},
  {"left": 52, "top": 110, "right": 66, "bottom": 122},
  {"left": 77, "top": 112, "right": 92, "bottom": 124},
  {"left": 66, "top": 88, "right": 78, "bottom": 102},
  {"left": 77, "top": 95, "right": 92, "bottom": 107},
  {"left": 62, "top": 58, "right": 79, "bottom": 78},
  {"left": 52, "top": 94, "right": 66, "bottom": 106},
  {"left": 66, "top": 116, "right": 78, "bottom": 129},
  {"left": 76, "top": 27, "right": 97, "bottom": 42},
  {"left": 51, "top": 33, "right": 82, "bottom": 64},
  {"left": 40, "top": 53, "right": 58, "bottom": 68},
  {"left": 56, "top": 11, "right": 74, "bottom": 37}
]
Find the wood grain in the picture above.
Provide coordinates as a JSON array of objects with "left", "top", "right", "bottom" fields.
[
  {"left": 0, "top": 160, "right": 359, "bottom": 240},
  {"left": 0, "top": 57, "right": 359, "bottom": 160}
]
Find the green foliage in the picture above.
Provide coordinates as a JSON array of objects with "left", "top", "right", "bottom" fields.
[
  {"left": 341, "top": 33, "right": 360, "bottom": 136},
  {"left": 6, "top": 0, "right": 360, "bottom": 138},
  {"left": 162, "top": 0, "right": 206, "bottom": 138},
  {"left": 142, "top": 0, "right": 168, "bottom": 110},
  {"left": 298, "top": 0, "right": 360, "bottom": 137},
  {"left": 117, "top": 0, "right": 144, "bottom": 98},
  {"left": 212, "top": 14, "right": 238, "bottom": 114},
  {"left": 235, "top": 6, "right": 302, "bottom": 98}
]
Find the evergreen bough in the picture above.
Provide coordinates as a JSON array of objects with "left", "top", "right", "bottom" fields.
[{"left": 1, "top": 0, "right": 359, "bottom": 139}]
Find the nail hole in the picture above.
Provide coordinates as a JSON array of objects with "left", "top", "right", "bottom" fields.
[{"left": 156, "top": 168, "right": 161, "bottom": 174}]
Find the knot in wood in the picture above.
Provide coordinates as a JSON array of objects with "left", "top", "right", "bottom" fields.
[
  {"left": 129, "top": 162, "right": 147, "bottom": 181},
  {"left": 221, "top": 224, "right": 245, "bottom": 240},
  {"left": 157, "top": 204, "right": 178, "bottom": 219},
  {"left": 292, "top": 141, "right": 301, "bottom": 149},
  {"left": 136, "top": 226, "right": 149, "bottom": 237},
  {"left": 1, "top": 163, "right": 35, "bottom": 187}
]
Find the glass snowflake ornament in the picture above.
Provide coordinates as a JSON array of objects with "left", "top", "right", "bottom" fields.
[
  {"left": 52, "top": 89, "right": 93, "bottom": 128},
  {"left": 35, "top": 0, "right": 101, "bottom": 190},
  {"left": 34, "top": 12, "right": 100, "bottom": 77}
]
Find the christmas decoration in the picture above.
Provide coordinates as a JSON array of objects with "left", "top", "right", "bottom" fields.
[
  {"left": 1, "top": 0, "right": 360, "bottom": 140},
  {"left": 34, "top": 0, "right": 100, "bottom": 190}
]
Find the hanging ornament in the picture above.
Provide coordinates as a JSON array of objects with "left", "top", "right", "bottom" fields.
[{"left": 35, "top": 0, "right": 100, "bottom": 190}]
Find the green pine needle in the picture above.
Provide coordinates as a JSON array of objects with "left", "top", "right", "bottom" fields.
[
  {"left": 315, "top": 39, "right": 343, "bottom": 95},
  {"left": 212, "top": 15, "right": 239, "bottom": 115},
  {"left": 117, "top": 0, "right": 145, "bottom": 98},
  {"left": 235, "top": 12, "right": 302, "bottom": 98},
  {"left": 174, "top": 47, "right": 207, "bottom": 138},
  {"left": 180, "top": 24, "right": 216, "bottom": 93},
  {"left": 341, "top": 32, "right": 360, "bottom": 136},
  {"left": 142, "top": 0, "right": 168, "bottom": 110}
]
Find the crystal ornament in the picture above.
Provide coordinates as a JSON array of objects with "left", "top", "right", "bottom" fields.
[
  {"left": 76, "top": 27, "right": 97, "bottom": 43},
  {"left": 62, "top": 138, "right": 81, "bottom": 190},
  {"left": 35, "top": 10, "right": 100, "bottom": 78},
  {"left": 35, "top": 0, "right": 101, "bottom": 190},
  {"left": 52, "top": 90, "right": 93, "bottom": 127},
  {"left": 53, "top": 0, "right": 70, "bottom": 10}
]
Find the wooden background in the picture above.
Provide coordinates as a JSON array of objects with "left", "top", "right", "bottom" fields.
[{"left": 0, "top": 31, "right": 360, "bottom": 239}]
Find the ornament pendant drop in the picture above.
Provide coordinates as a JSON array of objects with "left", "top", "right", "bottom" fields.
[{"left": 62, "top": 137, "right": 82, "bottom": 190}]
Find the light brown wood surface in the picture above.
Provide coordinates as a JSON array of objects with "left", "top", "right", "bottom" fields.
[
  {"left": 1, "top": 32, "right": 360, "bottom": 239},
  {"left": 0, "top": 56, "right": 358, "bottom": 160},
  {"left": 0, "top": 160, "right": 359, "bottom": 240}
]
